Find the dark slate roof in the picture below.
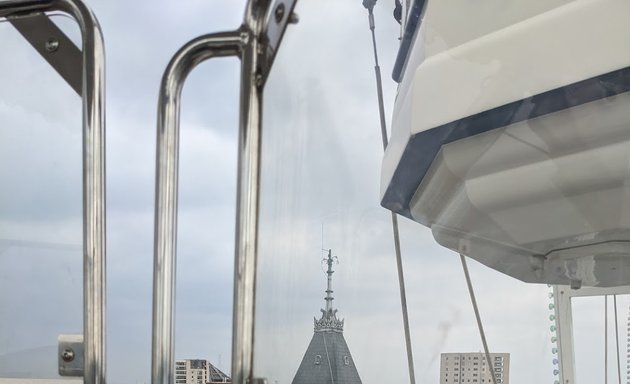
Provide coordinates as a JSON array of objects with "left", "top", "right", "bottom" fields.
[
  {"left": 291, "top": 330, "right": 362, "bottom": 384},
  {"left": 293, "top": 250, "right": 361, "bottom": 383}
]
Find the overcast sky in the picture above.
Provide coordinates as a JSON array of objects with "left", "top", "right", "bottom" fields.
[{"left": 0, "top": 1, "right": 627, "bottom": 383}]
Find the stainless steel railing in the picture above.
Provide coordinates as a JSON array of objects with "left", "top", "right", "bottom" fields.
[
  {"left": 151, "top": 1, "right": 297, "bottom": 383},
  {"left": 0, "top": 1, "right": 106, "bottom": 383},
  {"left": 152, "top": 30, "right": 246, "bottom": 384}
]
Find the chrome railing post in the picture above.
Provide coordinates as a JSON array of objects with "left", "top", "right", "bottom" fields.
[
  {"left": 59, "top": 3, "right": 106, "bottom": 383},
  {"left": 152, "top": 31, "right": 245, "bottom": 384},
  {"left": 0, "top": 1, "right": 106, "bottom": 383},
  {"left": 152, "top": 1, "right": 296, "bottom": 382},
  {"left": 231, "top": 29, "right": 261, "bottom": 384},
  {"left": 230, "top": 3, "right": 267, "bottom": 382}
]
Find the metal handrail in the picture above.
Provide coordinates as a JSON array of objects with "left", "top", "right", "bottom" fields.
[
  {"left": 0, "top": 1, "right": 106, "bottom": 383},
  {"left": 0, "top": 0, "right": 52, "bottom": 17},
  {"left": 152, "top": 30, "right": 247, "bottom": 384},
  {"left": 152, "top": 1, "right": 296, "bottom": 382}
]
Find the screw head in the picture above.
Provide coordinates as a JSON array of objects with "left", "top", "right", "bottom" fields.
[
  {"left": 45, "top": 38, "right": 59, "bottom": 53},
  {"left": 274, "top": 3, "right": 285, "bottom": 23},
  {"left": 61, "top": 347, "right": 74, "bottom": 362},
  {"left": 255, "top": 73, "right": 263, "bottom": 87}
]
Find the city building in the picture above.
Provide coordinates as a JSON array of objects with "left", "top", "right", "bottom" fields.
[
  {"left": 175, "top": 359, "right": 231, "bottom": 384},
  {"left": 291, "top": 250, "right": 362, "bottom": 384},
  {"left": 439, "top": 352, "right": 510, "bottom": 384}
]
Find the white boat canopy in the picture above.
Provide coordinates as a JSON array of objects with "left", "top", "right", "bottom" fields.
[{"left": 382, "top": 0, "right": 630, "bottom": 287}]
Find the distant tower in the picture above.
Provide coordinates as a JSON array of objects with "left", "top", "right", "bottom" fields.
[{"left": 291, "top": 250, "right": 362, "bottom": 384}]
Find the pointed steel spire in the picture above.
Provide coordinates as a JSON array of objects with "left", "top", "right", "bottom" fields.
[{"left": 314, "top": 249, "right": 343, "bottom": 332}]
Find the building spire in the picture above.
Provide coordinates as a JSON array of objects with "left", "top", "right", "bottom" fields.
[
  {"left": 324, "top": 249, "right": 335, "bottom": 312},
  {"left": 293, "top": 250, "right": 362, "bottom": 384},
  {"left": 314, "top": 249, "right": 344, "bottom": 332}
]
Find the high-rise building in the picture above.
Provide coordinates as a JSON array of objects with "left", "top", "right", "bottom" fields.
[
  {"left": 291, "top": 250, "right": 362, "bottom": 384},
  {"left": 175, "top": 359, "right": 230, "bottom": 384},
  {"left": 439, "top": 352, "right": 510, "bottom": 384}
]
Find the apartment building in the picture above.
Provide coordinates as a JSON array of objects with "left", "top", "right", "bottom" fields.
[
  {"left": 175, "top": 359, "right": 230, "bottom": 384},
  {"left": 439, "top": 352, "right": 509, "bottom": 384}
]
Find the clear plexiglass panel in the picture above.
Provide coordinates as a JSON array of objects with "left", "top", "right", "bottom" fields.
[
  {"left": 573, "top": 295, "right": 630, "bottom": 383},
  {"left": 255, "top": 1, "right": 560, "bottom": 383},
  {"left": 0, "top": 16, "right": 82, "bottom": 379},
  {"left": 255, "top": 2, "right": 408, "bottom": 381}
]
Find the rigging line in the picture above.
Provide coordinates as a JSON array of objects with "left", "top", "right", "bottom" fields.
[
  {"left": 321, "top": 223, "right": 324, "bottom": 258},
  {"left": 459, "top": 254, "right": 498, "bottom": 384},
  {"left": 362, "top": 4, "right": 416, "bottom": 383},
  {"left": 614, "top": 295, "right": 621, "bottom": 384},
  {"left": 605, "top": 295, "right": 609, "bottom": 384}
]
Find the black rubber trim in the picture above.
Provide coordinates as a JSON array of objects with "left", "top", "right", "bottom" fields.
[
  {"left": 392, "top": 0, "right": 427, "bottom": 83},
  {"left": 381, "top": 67, "right": 630, "bottom": 218}
]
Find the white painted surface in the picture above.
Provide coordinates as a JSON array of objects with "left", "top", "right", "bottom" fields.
[
  {"left": 383, "top": 0, "right": 630, "bottom": 199},
  {"left": 410, "top": 93, "right": 630, "bottom": 286}
]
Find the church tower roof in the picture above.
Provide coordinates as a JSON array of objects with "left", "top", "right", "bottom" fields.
[{"left": 291, "top": 250, "right": 362, "bottom": 384}]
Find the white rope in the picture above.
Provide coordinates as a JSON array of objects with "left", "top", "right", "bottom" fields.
[{"left": 459, "top": 254, "right": 498, "bottom": 384}]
